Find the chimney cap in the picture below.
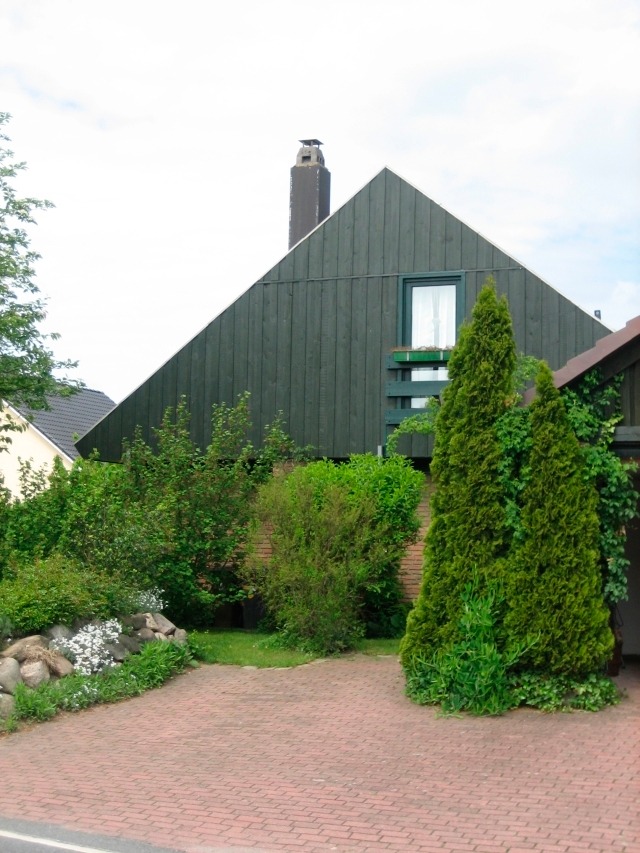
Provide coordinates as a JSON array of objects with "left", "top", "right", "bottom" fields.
[{"left": 299, "top": 138, "right": 323, "bottom": 146}]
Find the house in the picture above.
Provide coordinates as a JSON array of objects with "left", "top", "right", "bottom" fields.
[
  {"left": 0, "top": 388, "right": 115, "bottom": 498},
  {"left": 76, "top": 164, "right": 610, "bottom": 464},
  {"left": 550, "top": 315, "right": 640, "bottom": 656}
]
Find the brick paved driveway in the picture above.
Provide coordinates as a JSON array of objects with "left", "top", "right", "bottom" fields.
[{"left": 1, "top": 655, "right": 639, "bottom": 853}]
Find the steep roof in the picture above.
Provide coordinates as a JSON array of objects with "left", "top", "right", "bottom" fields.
[
  {"left": 75, "top": 167, "right": 611, "bottom": 462},
  {"left": 552, "top": 314, "right": 640, "bottom": 389},
  {"left": 13, "top": 388, "right": 115, "bottom": 460}
]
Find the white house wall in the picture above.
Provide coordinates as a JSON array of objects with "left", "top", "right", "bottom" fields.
[{"left": 0, "top": 409, "right": 72, "bottom": 499}]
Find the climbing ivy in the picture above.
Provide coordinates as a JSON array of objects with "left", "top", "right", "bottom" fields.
[
  {"left": 386, "top": 397, "right": 440, "bottom": 456},
  {"left": 561, "top": 370, "right": 638, "bottom": 606}
]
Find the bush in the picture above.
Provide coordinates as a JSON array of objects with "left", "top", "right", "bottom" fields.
[
  {"left": 244, "top": 455, "right": 424, "bottom": 654},
  {"left": 504, "top": 364, "right": 613, "bottom": 674},
  {"left": 0, "top": 553, "right": 137, "bottom": 635}
]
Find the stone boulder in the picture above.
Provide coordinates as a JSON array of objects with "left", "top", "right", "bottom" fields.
[
  {"left": 1, "top": 636, "right": 49, "bottom": 663},
  {"left": 172, "top": 628, "right": 188, "bottom": 645},
  {"left": 0, "top": 693, "right": 15, "bottom": 720},
  {"left": 152, "top": 612, "right": 177, "bottom": 636},
  {"left": 104, "top": 641, "right": 130, "bottom": 663},
  {"left": 118, "top": 634, "right": 142, "bottom": 655},
  {"left": 46, "top": 625, "right": 74, "bottom": 643},
  {"left": 124, "top": 613, "right": 159, "bottom": 632},
  {"left": 135, "top": 628, "right": 157, "bottom": 644},
  {"left": 47, "top": 651, "right": 75, "bottom": 678},
  {"left": 20, "top": 660, "right": 51, "bottom": 689},
  {"left": 0, "top": 658, "right": 22, "bottom": 695}
]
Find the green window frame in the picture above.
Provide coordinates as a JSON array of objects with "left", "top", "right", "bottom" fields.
[{"left": 398, "top": 272, "right": 466, "bottom": 348}]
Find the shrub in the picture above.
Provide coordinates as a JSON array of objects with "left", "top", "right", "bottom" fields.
[
  {"left": 0, "top": 554, "right": 137, "bottom": 635},
  {"left": 504, "top": 364, "right": 613, "bottom": 674},
  {"left": 244, "top": 455, "right": 424, "bottom": 654}
]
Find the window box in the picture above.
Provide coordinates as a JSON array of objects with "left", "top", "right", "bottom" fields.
[{"left": 392, "top": 349, "right": 452, "bottom": 363}]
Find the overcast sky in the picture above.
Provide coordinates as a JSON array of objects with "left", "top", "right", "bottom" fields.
[{"left": 2, "top": 0, "right": 639, "bottom": 403}]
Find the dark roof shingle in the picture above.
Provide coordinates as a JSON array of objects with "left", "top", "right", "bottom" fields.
[{"left": 14, "top": 389, "right": 115, "bottom": 460}]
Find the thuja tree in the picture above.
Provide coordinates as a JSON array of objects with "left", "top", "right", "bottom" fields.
[
  {"left": 400, "top": 280, "right": 516, "bottom": 666},
  {"left": 504, "top": 363, "right": 613, "bottom": 674}
]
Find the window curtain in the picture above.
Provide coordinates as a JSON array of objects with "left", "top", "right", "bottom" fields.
[
  {"left": 410, "top": 284, "right": 456, "bottom": 408},
  {"left": 411, "top": 284, "right": 457, "bottom": 348}
]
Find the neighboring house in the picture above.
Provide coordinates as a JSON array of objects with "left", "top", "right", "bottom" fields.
[
  {"left": 76, "top": 167, "right": 610, "bottom": 463},
  {"left": 0, "top": 389, "right": 115, "bottom": 498},
  {"left": 550, "top": 315, "right": 640, "bottom": 656}
]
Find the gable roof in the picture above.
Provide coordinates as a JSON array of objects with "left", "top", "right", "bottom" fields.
[
  {"left": 13, "top": 389, "right": 115, "bottom": 460},
  {"left": 76, "top": 167, "right": 611, "bottom": 462},
  {"left": 552, "top": 314, "right": 640, "bottom": 389}
]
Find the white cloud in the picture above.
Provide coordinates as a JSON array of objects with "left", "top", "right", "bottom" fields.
[{"left": 1, "top": 0, "right": 638, "bottom": 401}]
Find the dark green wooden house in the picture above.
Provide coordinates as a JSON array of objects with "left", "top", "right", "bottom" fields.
[{"left": 76, "top": 167, "right": 610, "bottom": 463}]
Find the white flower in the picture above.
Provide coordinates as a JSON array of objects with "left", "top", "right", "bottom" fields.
[{"left": 51, "top": 620, "right": 123, "bottom": 676}]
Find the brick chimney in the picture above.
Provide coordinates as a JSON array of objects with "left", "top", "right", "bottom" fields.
[{"left": 288, "top": 139, "right": 331, "bottom": 249}]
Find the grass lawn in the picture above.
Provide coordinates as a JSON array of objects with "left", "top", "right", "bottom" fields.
[{"left": 190, "top": 629, "right": 400, "bottom": 667}]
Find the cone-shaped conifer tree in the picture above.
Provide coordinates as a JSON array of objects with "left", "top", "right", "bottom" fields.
[
  {"left": 401, "top": 280, "right": 516, "bottom": 667},
  {"left": 504, "top": 363, "right": 613, "bottom": 673}
]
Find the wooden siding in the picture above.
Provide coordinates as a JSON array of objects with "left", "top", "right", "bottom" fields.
[{"left": 77, "top": 168, "right": 611, "bottom": 462}]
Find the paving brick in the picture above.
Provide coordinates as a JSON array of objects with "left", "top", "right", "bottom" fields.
[{"left": 0, "top": 656, "right": 638, "bottom": 853}]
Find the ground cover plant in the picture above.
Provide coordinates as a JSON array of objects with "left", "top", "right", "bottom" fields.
[
  {"left": 401, "top": 279, "right": 630, "bottom": 715},
  {"left": 2, "top": 641, "right": 195, "bottom": 732}
]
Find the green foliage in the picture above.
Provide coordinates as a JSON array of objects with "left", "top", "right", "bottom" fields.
[
  {"left": 119, "top": 394, "right": 298, "bottom": 624},
  {"left": 0, "top": 394, "right": 301, "bottom": 627},
  {"left": 0, "top": 553, "right": 137, "bottom": 634},
  {"left": 504, "top": 364, "right": 613, "bottom": 674},
  {"left": 386, "top": 397, "right": 440, "bottom": 456},
  {"left": 405, "top": 577, "right": 529, "bottom": 716},
  {"left": 402, "top": 280, "right": 517, "bottom": 666},
  {"left": 6, "top": 641, "right": 194, "bottom": 729},
  {"left": 509, "top": 671, "right": 621, "bottom": 712},
  {"left": 0, "top": 113, "right": 81, "bottom": 453},
  {"left": 244, "top": 455, "right": 424, "bottom": 654},
  {"left": 562, "top": 370, "right": 638, "bottom": 605}
]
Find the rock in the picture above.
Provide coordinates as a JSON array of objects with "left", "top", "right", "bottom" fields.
[
  {"left": 104, "top": 641, "right": 130, "bottom": 662},
  {"left": 118, "top": 634, "right": 142, "bottom": 654},
  {"left": 124, "top": 613, "right": 159, "bottom": 632},
  {"left": 0, "top": 658, "right": 22, "bottom": 695},
  {"left": 47, "top": 652, "right": 75, "bottom": 678},
  {"left": 135, "top": 628, "right": 157, "bottom": 644},
  {"left": 1, "top": 636, "right": 49, "bottom": 663},
  {"left": 45, "top": 625, "right": 74, "bottom": 643},
  {"left": 151, "top": 612, "right": 176, "bottom": 636},
  {"left": 172, "top": 628, "right": 188, "bottom": 645},
  {"left": 20, "top": 660, "right": 51, "bottom": 689},
  {"left": 0, "top": 693, "right": 15, "bottom": 720},
  {"left": 153, "top": 632, "right": 169, "bottom": 642}
]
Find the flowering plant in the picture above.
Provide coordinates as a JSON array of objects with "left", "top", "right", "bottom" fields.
[{"left": 51, "top": 619, "right": 122, "bottom": 676}]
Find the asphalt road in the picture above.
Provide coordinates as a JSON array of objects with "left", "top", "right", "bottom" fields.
[{"left": 0, "top": 819, "right": 183, "bottom": 853}]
